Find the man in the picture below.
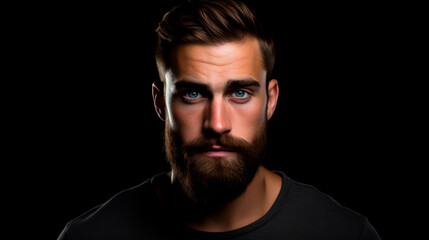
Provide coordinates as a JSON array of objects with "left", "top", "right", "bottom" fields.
[{"left": 58, "top": 0, "right": 381, "bottom": 239}]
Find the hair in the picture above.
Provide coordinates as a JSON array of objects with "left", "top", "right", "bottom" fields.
[{"left": 155, "top": 0, "right": 275, "bottom": 84}]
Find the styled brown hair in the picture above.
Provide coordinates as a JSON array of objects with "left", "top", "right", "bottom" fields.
[{"left": 155, "top": 0, "right": 275, "bottom": 83}]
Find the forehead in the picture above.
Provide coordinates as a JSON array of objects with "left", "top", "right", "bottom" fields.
[{"left": 170, "top": 37, "right": 266, "bottom": 85}]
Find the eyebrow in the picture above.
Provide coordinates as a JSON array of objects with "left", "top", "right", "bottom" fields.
[
  {"left": 175, "top": 78, "right": 261, "bottom": 92},
  {"left": 224, "top": 79, "right": 261, "bottom": 92},
  {"left": 174, "top": 80, "right": 210, "bottom": 92}
]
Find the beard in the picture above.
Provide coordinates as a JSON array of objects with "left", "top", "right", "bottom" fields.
[{"left": 164, "top": 122, "right": 267, "bottom": 207}]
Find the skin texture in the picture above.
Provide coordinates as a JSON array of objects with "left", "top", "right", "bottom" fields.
[{"left": 152, "top": 36, "right": 281, "bottom": 232}]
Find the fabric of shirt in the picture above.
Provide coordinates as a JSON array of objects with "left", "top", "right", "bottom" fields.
[{"left": 58, "top": 172, "right": 381, "bottom": 240}]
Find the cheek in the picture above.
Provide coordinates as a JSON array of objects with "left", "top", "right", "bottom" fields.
[
  {"left": 170, "top": 102, "right": 204, "bottom": 143},
  {"left": 231, "top": 98, "right": 267, "bottom": 141}
]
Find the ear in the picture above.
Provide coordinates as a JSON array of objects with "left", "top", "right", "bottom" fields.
[
  {"left": 152, "top": 82, "right": 166, "bottom": 121},
  {"left": 266, "top": 79, "right": 279, "bottom": 120}
]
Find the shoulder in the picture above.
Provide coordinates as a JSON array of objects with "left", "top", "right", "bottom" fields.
[
  {"left": 287, "top": 177, "right": 364, "bottom": 219},
  {"left": 58, "top": 173, "right": 166, "bottom": 240},
  {"left": 276, "top": 174, "right": 380, "bottom": 239}
]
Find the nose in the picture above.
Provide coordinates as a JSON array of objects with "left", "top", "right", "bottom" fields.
[{"left": 203, "top": 97, "right": 232, "bottom": 136}]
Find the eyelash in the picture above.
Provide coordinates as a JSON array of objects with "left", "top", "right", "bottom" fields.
[
  {"left": 181, "top": 90, "right": 252, "bottom": 104},
  {"left": 181, "top": 91, "right": 204, "bottom": 104},
  {"left": 184, "top": 91, "right": 202, "bottom": 99},
  {"left": 231, "top": 90, "right": 248, "bottom": 98}
]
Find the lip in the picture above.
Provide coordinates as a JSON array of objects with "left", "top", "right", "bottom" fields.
[{"left": 200, "top": 145, "right": 235, "bottom": 157}]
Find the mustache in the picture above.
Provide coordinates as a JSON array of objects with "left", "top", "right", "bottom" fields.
[{"left": 183, "top": 135, "right": 251, "bottom": 154}]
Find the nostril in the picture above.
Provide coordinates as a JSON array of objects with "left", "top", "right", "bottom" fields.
[
  {"left": 203, "top": 119, "right": 231, "bottom": 135},
  {"left": 202, "top": 127, "right": 230, "bottom": 138}
]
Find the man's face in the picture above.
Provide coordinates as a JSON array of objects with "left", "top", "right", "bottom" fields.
[{"left": 157, "top": 37, "right": 278, "bottom": 205}]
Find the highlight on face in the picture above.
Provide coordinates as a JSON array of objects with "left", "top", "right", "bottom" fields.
[{"left": 152, "top": 0, "right": 279, "bottom": 206}]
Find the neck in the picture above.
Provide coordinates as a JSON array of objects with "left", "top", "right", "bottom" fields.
[{"left": 162, "top": 166, "right": 282, "bottom": 232}]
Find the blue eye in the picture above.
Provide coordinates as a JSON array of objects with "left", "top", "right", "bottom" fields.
[
  {"left": 232, "top": 90, "right": 247, "bottom": 98},
  {"left": 185, "top": 91, "right": 201, "bottom": 99}
]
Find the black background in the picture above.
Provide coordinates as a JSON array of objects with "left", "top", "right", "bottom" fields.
[{"left": 15, "top": 0, "right": 413, "bottom": 239}]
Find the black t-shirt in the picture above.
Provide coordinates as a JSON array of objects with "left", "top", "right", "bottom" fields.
[{"left": 58, "top": 172, "right": 381, "bottom": 239}]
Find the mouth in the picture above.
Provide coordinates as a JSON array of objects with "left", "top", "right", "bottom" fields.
[{"left": 200, "top": 145, "right": 235, "bottom": 157}]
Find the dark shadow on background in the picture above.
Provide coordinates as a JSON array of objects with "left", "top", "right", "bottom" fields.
[{"left": 33, "top": 1, "right": 394, "bottom": 238}]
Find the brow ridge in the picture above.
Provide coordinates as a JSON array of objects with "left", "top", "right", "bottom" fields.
[{"left": 175, "top": 78, "right": 261, "bottom": 92}]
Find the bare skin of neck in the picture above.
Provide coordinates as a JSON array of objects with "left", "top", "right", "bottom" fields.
[{"left": 184, "top": 166, "right": 282, "bottom": 232}]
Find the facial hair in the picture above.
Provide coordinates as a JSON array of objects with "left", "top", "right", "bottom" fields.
[{"left": 164, "top": 122, "right": 267, "bottom": 207}]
